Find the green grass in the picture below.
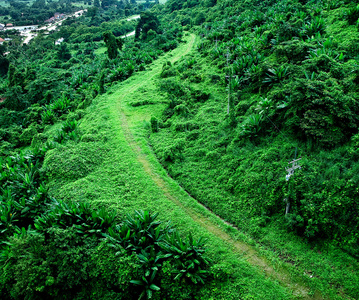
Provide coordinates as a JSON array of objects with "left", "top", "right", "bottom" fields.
[
  {"left": 94, "top": 46, "right": 107, "bottom": 55},
  {"left": 148, "top": 48, "right": 359, "bottom": 299},
  {"left": 43, "top": 34, "right": 302, "bottom": 300},
  {"left": 43, "top": 30, "right": 359, "bottom": 299}
]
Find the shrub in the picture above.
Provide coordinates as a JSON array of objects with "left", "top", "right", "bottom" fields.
[
  {"left": 345, "top": 4, "right": 359, "bottom": 25},
  {"left": 301, "top": 17, "right": 326, "bottom": 37},
  {"left": 19, "top": 124, "right": 38, "bottom": 145},
  {"left": 151, "top": 117, "right": 159, "bottom": 133},
  {"left": 42, "top": 144, "right": 103, "bottom": 183},
  {"left": 0, "top": 227, "right": 141, "bottom": 299},
  {"left": 263, "top": 65, "right": 289, "bottom": 85}
]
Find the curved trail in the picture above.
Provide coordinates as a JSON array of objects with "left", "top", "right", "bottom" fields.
[{"left": 113, "top": 34, "right": 323, "bottom": 300}]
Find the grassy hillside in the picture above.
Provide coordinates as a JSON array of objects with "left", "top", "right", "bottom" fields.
[
  {"left": 40, "top": 33, "right": 297, "bottom": 300},
  {"left": 43, "top": 31, "right": 358, "bottom": 299},
  {"left": 1, "top": 0, "right": 359, "bottom": 298},
  {"left": 149, "top": 0, "right": 359, "bottom": 298}
]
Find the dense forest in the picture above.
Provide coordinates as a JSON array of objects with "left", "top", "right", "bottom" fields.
[{"left": 1, "top": 0, "right": 359, "bottom": 299}]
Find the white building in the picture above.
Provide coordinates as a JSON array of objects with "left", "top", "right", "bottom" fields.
[{"left": 55, "top": 37, "right": 64, "bottom": 45}]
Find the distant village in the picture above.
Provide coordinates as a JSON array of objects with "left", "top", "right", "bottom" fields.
[
  {"left": 0, "top": 11, "right": 65, "bottom": 31},
  {"left": 0, "top": 10, "right": 86, "bottom": 46}
]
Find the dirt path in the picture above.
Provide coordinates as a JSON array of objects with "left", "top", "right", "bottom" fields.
[{"left": 114, "top": 34, "right": 324, "bottom": 300}]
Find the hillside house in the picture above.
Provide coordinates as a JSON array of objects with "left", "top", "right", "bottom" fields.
[
  {"left": 0, "top": 24, "right": 4, "bottom": 30},
  {"left": 0, "top": 38, "right": 4, "bottom": 45},
  {"left": 54, "top": 13, "right": 66, "bottom": 20},
  {"left": 45, "top": 17, "right": 55, "bottom": 23},
  {"left": 6, "top": 23, "right": 13, "bottom": 28},
  {"left": 46, "top": 13, "right": 66, "bottom": 23}
]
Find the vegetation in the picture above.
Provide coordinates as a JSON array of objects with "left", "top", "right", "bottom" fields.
[
  {"left": 152, "top": 0, "right": 359, "bottom": 255},
  {"left": 1, "top": 0, "right": 359, "bottom": 299}
]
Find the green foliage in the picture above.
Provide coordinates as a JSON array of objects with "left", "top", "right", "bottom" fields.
[
  {"left": 42, "top": 143, "right": 103, "bottom": 183},
  {"left": 56, "top": 42, "right": 72, "bottom": 61},
  {"left": 42, "top": 108, "right": 56, "bottom": 125},
  {"left": 19, "top": 124, "right": 38, "bottom": 145},
  {"left": 103, "top": 31, "right": 120, "bottom": 59},
  {"left": 0, "top": 227, "right": 141, "bottom": 299},
  {"left": 239, "top": 114, "right": 264, "bottom": 139},
  {"left": 160, "top": 61, "right": 177, "bottom": 78},
  {"left": 135, "top": 11, "right": 161, "bottom": 41},
  {"left": 263, "top": 65, "right": 289, "bottom": 85},
  {"left": 150, "top": 117, "right": 159, "bottom": 133},
  {"left": 344, "top": 4, "right": 359, "bottom": 25},
  {"left": 107, "top": 210, "right": 210, "bottom": 298},
  {"left": 34, "top": 199, "right": 117, "bottom": 236},
  {"left": 160, "top": 232, "right": 210, "bottom": 284},
  {"left": 0, "top": 151, "right": 50, "bottom": 240},
  {"left": 302, "top": 17, "right": 326, "bottom": 37},
  {"left": 151, "top": 0, "right": 359, "bottom": 275}
]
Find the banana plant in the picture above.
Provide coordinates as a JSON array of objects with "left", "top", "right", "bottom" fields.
[
  {"left": 106, "top": 210, "right": 173, "bottom": 254},
  {"left": 263, "top": 65, "right": 289, "bottom": 85},
  {"left": 130, "top": 270, "right": 160, "bottom": 300},
  {"left": 159, "top": 232, "right": 210, "bottom": 284},
  {"left": 35, "top": 199, "right": 116, "bottom": 237},
  {"left": 256, "top": 97, "right": 274, "bottom": 115},
  {"left": 41, "top": 108, "right": 56, "bottom": 125},
  {"left": 302, "top": 16, "right": 326, "bottom": 37},
  {"left": 345, "top": 4, "right": 359, "bottom": 25},
  {"left": 239, "top": 114, "right": 264, "bottom": 138}
]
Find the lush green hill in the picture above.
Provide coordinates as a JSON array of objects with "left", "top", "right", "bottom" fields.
[
  {"left": 149, "top": 0, "right": 359, "bottom": 297},
  {"left": 152, "top": 0, "right": 359, "bottom": 255},
  {"left": 1, "top": 0, "right": 359, "bottom": 299}
]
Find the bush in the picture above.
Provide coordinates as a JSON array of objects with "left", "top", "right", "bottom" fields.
[
  {"left": 42, "top": 144, "right": 104, "bottom": 183},
  {"left": 151, "top": 117, "right": 159, "bottom": 133},
  {"left": 0, "top": 227, "right": 141, "bottom": 299},
  {"left": 19, "top": 124, "right": 38, "bottom": 145}
]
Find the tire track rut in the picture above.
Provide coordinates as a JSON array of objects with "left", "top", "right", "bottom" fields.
[{"left": 114, "top": 33, "right": 324, "bottom": 300}]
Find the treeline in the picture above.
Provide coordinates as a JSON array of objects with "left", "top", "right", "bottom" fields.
[
  {"left": 0, "top": 0, "right": 154, "bottom": 26},
  {"left": 0, "top": 6, "right": 182, "bottom": 156}
]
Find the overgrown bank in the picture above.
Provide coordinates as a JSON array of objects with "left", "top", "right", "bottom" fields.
[{"left": 148, "top": 0, "right": 359, "bottom": 298}]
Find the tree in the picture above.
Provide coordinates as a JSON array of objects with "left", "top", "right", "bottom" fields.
[
  {"left": 0, "top": 44, "right": 9, "bottom": 76},
  {"left": 103, "top": 31, "right": 120, "bottom": 59},
  {"left": 135, "top": 11, "right": 161, "bottom": 41},
  {"left": 87, "top": 6, "right": 98, "bottom": 18},
  {"left": 8, "top": 64, "right": 25, "bottom": 88},
  {"left": 56, "top": 42, "right": 71, "bottom": 61}
]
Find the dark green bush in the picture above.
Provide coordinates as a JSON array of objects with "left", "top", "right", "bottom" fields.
[
  {"left": 0, "top": 227, "right": 141, "bottom": 300},
  {"left": 151, "top": 117, "right": 159, "bottom": 133},
  {"left": 19, "top": 124, "right": 38, "bottom": 145}
]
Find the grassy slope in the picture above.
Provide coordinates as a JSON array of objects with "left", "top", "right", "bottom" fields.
[
  {"left": 42, "top": 33, "right": 326, "bottom": 299},
  {"left": 151, "top": 46, "right": 359, "bottom": 297},
  {"left": 145, "top": 2, "right": 359, "bottom": 299},
  {"left": 148, "top": 50, "right": 359, "bottom": 299}
]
